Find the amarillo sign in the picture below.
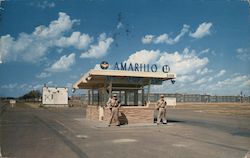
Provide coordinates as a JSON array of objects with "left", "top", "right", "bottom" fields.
[{"left": 100, "top": 61, "right": 170, "bottom": 73}]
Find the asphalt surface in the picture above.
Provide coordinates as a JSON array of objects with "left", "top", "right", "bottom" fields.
[{"left": 0, "top": 102, "right": 250, "bottom": 158}]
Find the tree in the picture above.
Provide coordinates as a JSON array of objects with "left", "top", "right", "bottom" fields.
[{"left": 19, "top": 90, "right": 42, "bottom": 100}]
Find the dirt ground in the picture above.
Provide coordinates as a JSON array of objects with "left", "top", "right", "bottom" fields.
[
  {"left": 2, "top": 100, "right": 250, "bottom": 117},
  {"left": 176, "top": 102, "right": 250, "bottom": 117}
]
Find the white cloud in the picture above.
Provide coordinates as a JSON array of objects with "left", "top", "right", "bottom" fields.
[
  {"left": 167, "top": 24, "right": 189, "bottom": 44},
  {"left": 200, "top": 48, "right": 209, "bottom": 54},
  {"left": 80, "top": 33, "right": 114, "bottom": 58},
  {"left": 215, "top": 75, "right": 249, "bottom": 87},
  {"left": 0, "top": 34, "right": 15, "bottom": 62},
  {"left": 1, "top": 12, "right": 119, "bottom": 64},
  {"left": 198, "top": 48, "right": 210, "bottom": 56},
  {"left": 56, "top": 48, "right": 64, "bottom": 54},
  {"left": 1, "top": 83, "right": 18, "bottom": 89},
  {"left": 94, "top": 64, "right": 102, "bottom": 70},
  {"left": 69, "top": 75, "right": 78, "bottom": 79},
  {"left": 141, "top": 24, "right": 189, "bottom": 45},
  {"left": 154, "top": 34, "right": 169, "bottom": 44},
  {"left": 0, "top": 0, "right": 4, "bottom": 10},
  {"left": 206, "top": 74, "right": 250, "bottom": 95},
  {"left": 125, "top": 48, "right": 209, "bottom": 94},
  {"left": 123, "top": 48, "right": 208, "bottom": 75},
  {"left": 33, "top": 84, "right": 43, "bottom": 90},
  {"left": 236, "top": 48, "right": 250, "bottom": 61},
  {"left": 33, "top": 12, "right": 77, "bottom": 38},
  {"left": 0, "top": 12, "right": 81, "bottom": 63},
  {"left": 178, "top": 75, "right": 195, "bottom": 82},
  {"left": 141, "top": 35, "right": 154, "bottom": 44},
  {"left": 155, "top": 73, "right": 250, "bottom": 96},
  {"left": 123, "top": 48, "right": 248, "bottom": 95},
  {"left": 46, "top": 81, "right": 54, "bottom": 86},
  {"left": 66, "top": 82, "right": 72, "bottom": 88},
  {"left": 36, "top": 72, "right": 51, "bottom": 79},
  {"left": 56, "top": 32, "right": 92, "bottom": 50},
  {"left": 18, "top": 83, "right": 42, "bottom": 91},
  {"left": 215, "top": 69, "right": 226, "bottom": 77},
  {"left": 157, "top": 48, "right": 209, "bottom": 75},
  {"left": 0, "top": 82, "right": 58, "bottom": 97},
  {"left": 193, "top": 78, "right": 208, "bottom": 85},
  {"left": 190, "top": 22, "right": 213, "bottom": 39},
  {"left": 196, "top": 68, "right": 212, "bottom": 75},
  {"left": 125, "top": 49, "right": 160, "bottom": 64},
  {"left": 46, "top": 53, "right": 75, "bottom": 72},
  {"left": 241, "top": 0, "right": 250, "bottom": 5},
  {"left": 198, "top": 48, "right": 217, "bottom": 57},
  {"left": 193, "top": 69, "right": 226, "bottom": 85},
  {"left": 31, "top": 1, "right": 55, "bottom": 9},
  {"left": 117, "top": 22, "right": 123, "bottom": 29}
]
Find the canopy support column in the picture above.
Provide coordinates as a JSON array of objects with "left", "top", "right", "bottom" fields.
[
  {"left": 88, "top": 90, "right": 91, "bottom": 105},
  {"left": 147, "top": 79, "right": 151, "bottom": 104},
  {"left": 91, "top": 89, "right": 94, "bottom": 105},
  {"left": 134, "top": 90, "right": 138, "bottom": 106},
  {"left": 109, "top": 80, "right": 112, "bottom": 98},
  {"left": 142, "top": 88, "right": 145, "bottom": 106},
  {"left": 125, "top": 90, "right": 128, "bottom": 105}
]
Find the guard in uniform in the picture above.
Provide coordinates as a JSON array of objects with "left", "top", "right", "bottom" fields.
[
  {"left": 156, "top": 95, "right": 167, "bottom": 125},
  {"left": 106, "top": 94, "right": 121, "bottom": 126}
]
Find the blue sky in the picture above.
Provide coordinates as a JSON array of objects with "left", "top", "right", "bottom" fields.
[{"left": 0, "top": 0, "right": 249, "bottom": 97}]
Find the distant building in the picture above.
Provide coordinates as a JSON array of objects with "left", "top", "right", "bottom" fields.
[{"left": 42, "top": 86, "right": 68, "bottom": 107}]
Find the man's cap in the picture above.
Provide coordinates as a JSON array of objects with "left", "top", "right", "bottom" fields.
[
  {"left": 113, "top": 94, "right": 117, "bottom": 97},
  {"left": 160, "top": 95, "right": 164, "bottom": 98}
]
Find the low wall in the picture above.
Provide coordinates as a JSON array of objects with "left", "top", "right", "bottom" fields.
[
  {"left": 86, "top": 105, "right": 154, "bottom": 124},
  {"left": 86, "top": 106, "right": 99, "bottom": 121},
  {"left": 43, "top": 104, "right": 69, "bottom": 107}
]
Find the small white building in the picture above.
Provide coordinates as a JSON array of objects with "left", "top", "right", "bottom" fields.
[{"left": 42, "top": 86, "right": 68, "bottom": 107}]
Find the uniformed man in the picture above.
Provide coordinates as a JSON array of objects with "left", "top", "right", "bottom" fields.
[
  {"left": 156, "top": 95, "right": 167, "bottom": 125},
  {"left": 106, "top": 94, "right": 121, "bottom": 126}
]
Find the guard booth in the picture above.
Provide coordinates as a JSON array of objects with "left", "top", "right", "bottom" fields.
[{"left": 73, "top": 69, "right": 176, "bottom": 124}]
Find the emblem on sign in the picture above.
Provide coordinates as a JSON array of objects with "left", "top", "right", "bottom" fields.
[{"left": 100, "top": 61, "right": 109, "bottom": 70}]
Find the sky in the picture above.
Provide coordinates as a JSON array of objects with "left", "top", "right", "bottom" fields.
[{"left": 0, "top": 0, "right": 249, "bottom": 97}]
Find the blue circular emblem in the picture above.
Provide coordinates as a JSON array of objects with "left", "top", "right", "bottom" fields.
[{"left": 100, "top": 61, "right": 109, "bottom": 70}]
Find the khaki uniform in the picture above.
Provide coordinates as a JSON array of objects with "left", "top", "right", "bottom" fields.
[
  {"left": 107, "top": 98, "right": 121, "bottom": 126},
  {"left": 156, "top": 99, "right": 167, "bottom": 124}
]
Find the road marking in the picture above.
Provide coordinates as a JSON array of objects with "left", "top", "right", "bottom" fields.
[
  {"left": 0, "top": 147, "right": 10, "bottom": 158},
  {"left": 112, "top": 139, "right": 138, "bottom": 143},
  {"left": 55, "top": 120, "right": 75, "bottom": 134},
  {"left": 76, "top": 135, "right": 88, "bottom": 139},
  {"left": 194, "top": 110, "right": 204, "bottom": 113},
  {"left": 244, "top": 150, "right": 250, "bottom": 158},
  {"left": 59, "top": 130, "right": 67, "bottom": 134},
  {"left": 172, "top": 142, "right": 189, "bottom": 148},
  {"left": 74, "top": 118, "right": 84, "bottom": 121},
  {"left": 41, "top": 137, "right": 51, "bottom": 140}
]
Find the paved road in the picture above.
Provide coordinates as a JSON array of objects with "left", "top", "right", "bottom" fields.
[{"left": 0, "top": 102, "right": 250, "bottom": 158}]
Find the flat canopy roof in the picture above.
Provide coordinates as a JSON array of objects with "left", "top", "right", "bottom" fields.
[{"left": 73, "top": 69, "right": 176, "bottom": 89}]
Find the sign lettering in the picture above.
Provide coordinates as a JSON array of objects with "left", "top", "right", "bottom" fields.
[{"left": 113, "top": 62, "right": 170, "bottom": 73}]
